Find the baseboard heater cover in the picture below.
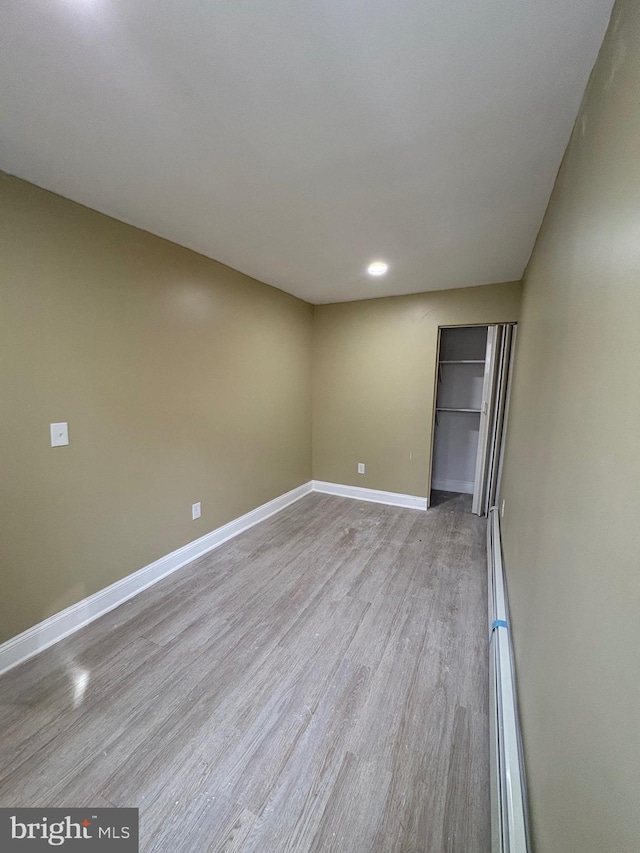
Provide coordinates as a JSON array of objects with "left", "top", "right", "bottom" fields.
[{"left": 488, "top": 507, "right": 531, "bottom": 853}]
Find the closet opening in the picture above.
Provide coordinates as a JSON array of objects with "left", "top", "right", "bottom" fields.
[{"left": 428, "top": 323, "right": 516, "bottom": 515}]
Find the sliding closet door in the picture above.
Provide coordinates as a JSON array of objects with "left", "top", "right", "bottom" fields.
[
  {"left": 486, "top": 325, "right": 516, "bottom": 511},
  {"left": 472, "top": 323, "right": 517, "bottom": 516},
  {"left": 472, "top": 326, "right": 500, "bottom": 515}
]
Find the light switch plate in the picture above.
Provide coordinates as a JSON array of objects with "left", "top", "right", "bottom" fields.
[{"left": 50, "top": 422, "right": 69, "bottom": 447}]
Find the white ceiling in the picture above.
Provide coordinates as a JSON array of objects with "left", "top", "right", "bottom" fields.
[{"left": 0, "top": 0, "right": 613, "bottom": 304}]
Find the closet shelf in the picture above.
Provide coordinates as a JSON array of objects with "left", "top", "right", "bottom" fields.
[
  {"left": 436, "top": 407, "right": 482, "bottom": 413},
  {"left": 439, "top": 359, "right": 485, "bottom": 364}
]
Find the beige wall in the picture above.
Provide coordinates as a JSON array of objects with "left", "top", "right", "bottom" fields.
[
  {"left": 0, "top": 174, "right": 312, "bottom": 643},
  {"left": 499, "top": 0, "right": 640, "bottom": 849},
  {"left": 312, "top": 282, "right": 521, "bottom": 496}
]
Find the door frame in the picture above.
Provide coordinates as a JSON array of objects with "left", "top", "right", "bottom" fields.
[{"left": 425, "top": 329, "right": 444, "bottom": 509}]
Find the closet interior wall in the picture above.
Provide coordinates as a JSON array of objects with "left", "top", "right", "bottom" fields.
[{"left": 430, "top": 326, "right": 487, "bottom": 497}]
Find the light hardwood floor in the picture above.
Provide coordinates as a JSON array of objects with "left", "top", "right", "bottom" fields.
[{"left": 0, "top": 492, "right": 489, "bottom": 852}]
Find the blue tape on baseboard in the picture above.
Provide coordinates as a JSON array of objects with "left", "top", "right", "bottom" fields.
[{"left": 491, "top": 619, "right": 508, "bottom": 631}]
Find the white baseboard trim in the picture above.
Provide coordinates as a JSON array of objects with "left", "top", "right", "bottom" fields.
[
  {"left": 312, "top": 480, "right": 427, "bottom": 511},
  {"left": 431, "top": 477, "right": 474, "bottom": 495},
  {"left": 0, "top": 481, "right": 313, "bottom": 676}
]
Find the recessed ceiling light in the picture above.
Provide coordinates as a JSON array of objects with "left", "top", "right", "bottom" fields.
[{"left": 367, "top": 260, "right": 388, "bottom": 276}]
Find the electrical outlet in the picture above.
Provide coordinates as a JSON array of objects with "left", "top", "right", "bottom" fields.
[
  {"left": 192, "top": 502, "right": 201, "bottom": 520},
  {"left": 501, "top": 499, "right": 505, "bottom": 518},
  {"left": 357, "top": 462, "right": 365, "bottom": 474}
]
